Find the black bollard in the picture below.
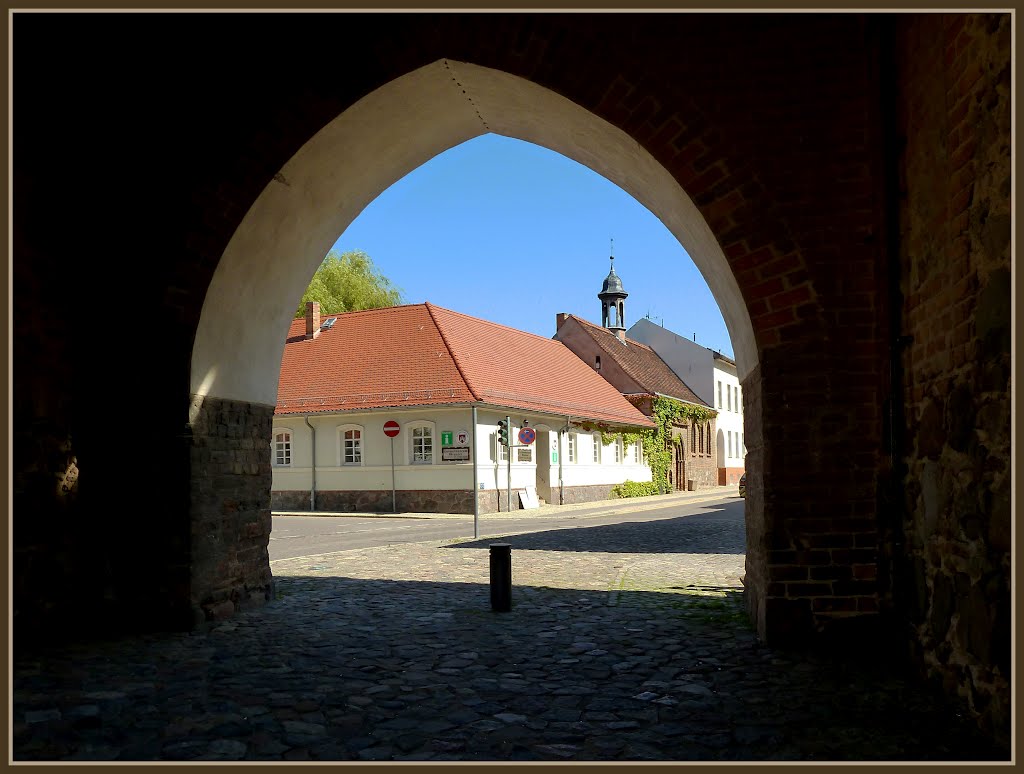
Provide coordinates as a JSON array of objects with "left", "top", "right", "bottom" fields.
[{"left": 489, "top": 543, "right": 512, "bottom": 612}]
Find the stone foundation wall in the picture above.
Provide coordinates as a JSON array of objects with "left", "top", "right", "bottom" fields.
[
  {"left": 550, "top": 483, "right": 618, "bottom": 506},
  {"left": 189, "top": 395, "right": 275, "bottom": 624},
  {"left": 895, "top": 13, "right": 1011, "bottom": 742},
  {"left": 272, "top": 490, "right": 311, "bottom": 512},
  {"left": 684, "top": 457, "right": 719, "bottom": 490}
]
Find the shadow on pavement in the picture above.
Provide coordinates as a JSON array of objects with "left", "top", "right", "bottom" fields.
[
  {"left": 12, "top": 574, "right": 1006, "bottom": 763},
  {"left": 443, "top": 508, "right": 746, "bottom": 555}
]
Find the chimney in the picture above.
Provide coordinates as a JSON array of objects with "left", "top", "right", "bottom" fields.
[
  {"left": 305, "top": 301, "right": 321, "bottom": 340},
  {"left": 616, "top": 329, "right": 626, "bottom": 343},
  {"left": 555, "top": 312, "right": 569, "bottom": 331}
]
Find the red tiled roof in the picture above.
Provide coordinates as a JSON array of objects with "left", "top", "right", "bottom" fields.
[
  {"left": 561, "top": 315, "right": 710, "bottom": 407},
  {"left": 276, "top": 303, "right": 654, "bottom": 428}
]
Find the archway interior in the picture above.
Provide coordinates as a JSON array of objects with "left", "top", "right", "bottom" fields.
[{"left": 190, "top": 59, "right": 756, "bottom": 411}]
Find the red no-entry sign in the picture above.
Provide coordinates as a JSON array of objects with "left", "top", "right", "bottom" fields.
[{"left": 383, "top": 420, "right": 400, "bottom": 438}]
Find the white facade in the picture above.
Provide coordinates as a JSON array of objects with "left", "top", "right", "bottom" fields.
[
  {"left": 271, "top": 405, "right": 651, "bottom": 507},
  {"left": 627, "top": 317, "right": 746, "bottom": 470}
]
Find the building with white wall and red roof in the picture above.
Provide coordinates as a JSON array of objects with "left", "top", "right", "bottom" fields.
[{"left": 271, "top": 302, "right": 656, "bottom": 514}]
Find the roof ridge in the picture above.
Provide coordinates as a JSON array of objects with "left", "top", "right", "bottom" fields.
[
  {"left": 433, "top": 304, "right": 567, "bottom": 345},
  {"left": 424, "top": 302, "right": 481, "bottom": 402},
  {"left": 569, "top": 314, "right": 651, "bottom": 350}
]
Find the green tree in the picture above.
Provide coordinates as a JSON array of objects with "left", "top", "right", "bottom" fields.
[{"left": 294, "top": 249, "right": 404, "bottom": 318}]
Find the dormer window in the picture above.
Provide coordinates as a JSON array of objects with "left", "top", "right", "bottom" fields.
[{"left": 595, "top": 355, "right": 601, "bottom": 372}]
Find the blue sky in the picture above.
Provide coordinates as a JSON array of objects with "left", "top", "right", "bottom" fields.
[{"left": 330, "top": 134, "right": 734, "bottom": 358}]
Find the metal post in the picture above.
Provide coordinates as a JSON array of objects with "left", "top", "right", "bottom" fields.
[
  {"left": 471, "top": 405, "right": 479, "bottom": 538},
  {"left": 506, "top": 415, "right": 512, "bottom": 513},
  {"left": 390, "top": 436, "right": 397, "bottom": 514},
  {"left": 489, "top": 543, "right": 512, "bottom": 612}
]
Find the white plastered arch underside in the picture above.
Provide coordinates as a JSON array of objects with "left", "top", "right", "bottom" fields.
[{"left": 190, "top": 60, "right": 757, "bottom": 410}]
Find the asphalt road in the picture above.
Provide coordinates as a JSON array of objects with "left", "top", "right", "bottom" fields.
[{"left": 269, "top": 496, "right": 742, "bottom": 561}]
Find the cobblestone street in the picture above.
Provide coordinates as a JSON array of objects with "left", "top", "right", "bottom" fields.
[{"left": 13, "top": 501, "right": 1006, "bottom": 762}]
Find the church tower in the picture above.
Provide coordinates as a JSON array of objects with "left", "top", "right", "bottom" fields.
[{"left": 598, "top": 253, "right": 628, "bottom": 342}]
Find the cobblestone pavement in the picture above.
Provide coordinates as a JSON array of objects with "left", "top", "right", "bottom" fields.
[{"left": 13, "top": 502, "right": 1007, "bottom": 762}]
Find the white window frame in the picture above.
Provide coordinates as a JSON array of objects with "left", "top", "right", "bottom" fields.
[
  {"left": 567, "top": 433, "right": 577, "bottom": 463},
  {"left": 632, "top": 443, "right": 641, "bottom": 464},
  {"left": 727, "top": 385, "right": 732, "bottom": 412},
  {"left": 338, "top": 424, "right": 364, "bottom": 466},
  {"left": 717, "top": 381, "right": 722, "bottom": 408},
  {"left": 272, "top": 428, "right": 293, "bottom": 467},
  {"left": 592, "top": 434, "right": 602, "bottom": 464},
  {"left": 408, "top": 421, "right": 435, "bottom": 465},
  {"left": 614, "top": 438, "right": 623, "bottom": 463},
  {"left": 728, "top": 430, "right": 733, "bottom": 459}
]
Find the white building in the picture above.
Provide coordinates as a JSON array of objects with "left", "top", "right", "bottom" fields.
[
  {"left": 627, "top": 317, "right": 746, "bottom": 485},
  {"left": 272, "top": 302, "right": 655, "bottom": 514}
]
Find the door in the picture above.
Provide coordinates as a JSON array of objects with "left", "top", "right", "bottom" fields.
[{"left": 535, "top": 430, "right": 552, "bottom": 503}]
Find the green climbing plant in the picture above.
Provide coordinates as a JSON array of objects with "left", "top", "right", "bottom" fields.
[{"left": 609, "top": 396, "right": 717, "bottom": 498}]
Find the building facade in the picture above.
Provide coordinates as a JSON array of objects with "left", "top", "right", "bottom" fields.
[
  {"left": 628, "top": 318, "right": 746, "bottom": 485},
  {"left": 554, "top": 258, "right": 719, "bottom": 491},
  {"left": 272, "top": 302, "right": 655, "bottom": 514}
]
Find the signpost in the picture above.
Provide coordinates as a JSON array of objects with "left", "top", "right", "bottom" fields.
[{"left": 383, "top": 420, "right": 400, "bottom": 513}]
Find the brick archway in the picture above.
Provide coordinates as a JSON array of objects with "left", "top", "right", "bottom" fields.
[
  {"left": 186, "top": 58, "right": 816, "bottom": 643},
  {"left": 14, "top": 12, "right": 1009, "bottom": 738}
]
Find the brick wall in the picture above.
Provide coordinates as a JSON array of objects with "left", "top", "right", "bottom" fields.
[
  {"left": 894, "top": 13, "right": 1011, "bottom": 743},
  {"left": 10, "top": 12, "right": 1009, "bottom": 742}
]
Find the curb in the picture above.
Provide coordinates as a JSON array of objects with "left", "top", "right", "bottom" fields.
[{"left": 273, "top": 488, "right": 741, "bottom": 521}]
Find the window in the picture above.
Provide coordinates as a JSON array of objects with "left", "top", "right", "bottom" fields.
[
  {"left": 409, "top": 423, "right": 433, "bottom": 464},
  {"left": 737, "top": 386, "right": 742, "bottom": 414},
  {"left": 728, "top": 430, "right": 732, "bottom": 459},
  {"left": 339, "top": 425, "right": 362, "bottom": 465},
  {"left": 567, "top": 433, "right": 576, "bottom": 463},
  {"left": 717, "top": 381, "right": 722, "bottom": 408},
  {"left": 632, "top": 443, "right": 641, "bottom": 464},
  {"left": 496, "top": 434, "right": 508, "bottom": 462},
  {"left": 273, "top": 429, "right": 292, "bottom": 467},
  {"left": 727, "top": 385, "right": 732, "bottom": 412},
  {"left": 740, "top": 433, "right": 745, "bottom": 455},
  {"left": 690, "top": 423, "right": 696, "bottom": 456},
  {"left": 614, "top": 438, "right": 623, "bottom": 463},
  {"left": 592, "top": 434, "right": 602, "bottom": 464}
]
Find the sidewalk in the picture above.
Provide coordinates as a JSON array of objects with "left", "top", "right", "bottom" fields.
[{"left": 273, "top": 485, "right": 741, "bottom": 521}]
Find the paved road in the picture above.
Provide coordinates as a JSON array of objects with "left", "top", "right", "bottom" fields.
[
  {"left": 269, "top": 496, "right": 743, "bottom": 560},
  {"left": 13, "top": 491, "right": 1006, "bottom": 761}
]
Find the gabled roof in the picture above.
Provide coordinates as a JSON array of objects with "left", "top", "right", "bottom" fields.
[
  {"left": 558, "top": 315, "right": 710, "bottom": 408},
  {"left": 276, "top": 303, "right": 654, "bottom": 428}
]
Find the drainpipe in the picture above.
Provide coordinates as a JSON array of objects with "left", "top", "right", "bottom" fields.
[
  {"left": 472, "top": 405, "right": 480, "bottom": 538},
  {"left": 304, "top": 415, "right": 316, "bottom": 511}
]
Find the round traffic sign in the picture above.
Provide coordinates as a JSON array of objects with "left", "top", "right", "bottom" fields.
[
  {"left": 518, "top": 427, "right": 536, "bottom": 445},
  {"left": 383, "top": 420, "right": 400, "bottom": 438}
]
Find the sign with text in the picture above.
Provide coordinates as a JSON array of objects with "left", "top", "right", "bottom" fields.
[{"left": 442, "top": 446, "right": 470, "bottom": 461}]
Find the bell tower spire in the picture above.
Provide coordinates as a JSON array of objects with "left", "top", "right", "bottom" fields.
[{"left": 598, "top": 245, "right": 628, "bottom": 342}]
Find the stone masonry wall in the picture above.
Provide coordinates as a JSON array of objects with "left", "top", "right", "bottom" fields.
[
  {"left": 895, "top": 14, "right": 1011, "bottom": 742},
  {"left": 189, "top": 396, "right": 275, "bottom": 623}
]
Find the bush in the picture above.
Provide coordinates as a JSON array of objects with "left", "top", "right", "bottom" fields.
[{"left": 611, "top": 480, "right": 660, "bottom": 498}]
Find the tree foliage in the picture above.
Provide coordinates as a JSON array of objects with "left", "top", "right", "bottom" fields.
[{"left": 294, "top": 250, "right": 403, "bottom": 318}]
